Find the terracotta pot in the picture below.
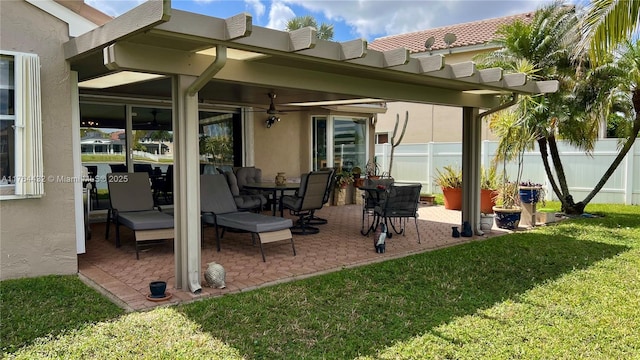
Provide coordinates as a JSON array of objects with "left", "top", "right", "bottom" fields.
[
  {"left": 442, "top": 187, "right": 462, "bottom": 210},
  {"left": 481, "top": 189, "right": 497, "bottom": 214}
]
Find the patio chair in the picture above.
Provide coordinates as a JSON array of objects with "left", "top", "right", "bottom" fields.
[
  {"left": 361, "top": 177, "right": 394, "bottom": 235},
  {"left": 234, "top": 166, "right": 270, "bottom": 203},
  {"left": 200, "top": 174, "right": 295, "bottom": 262},
  {"left": 134, "top": 163, "right": 153, "bottom": 175},
  {"left": 83, "top": 165, "right": 99, "bottom": 208},
  {"left": 224, "top": 171, "right": 266, "bottom": 211},
  {"left": 281, "top": 170, "right": 333, "bottom": 235},
  {"left": 106, "top": 172, "right": 174, "bottom": 259},
  {"left": 306, "top": 168, "right": 335, "bottom": 225},
  {"left": 153, "top": 165, "right": 173, "bottom": 204},
  {"left": 109, "top": 164, "right": 127, "bottom": 172},
  {"left": 374, "top": 182, "right": 422, "bottom": 243}
]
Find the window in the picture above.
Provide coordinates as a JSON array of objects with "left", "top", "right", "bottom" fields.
[
  {"left": 0, "top": 51, "right": 43, "bottom": 198},
  {"left": 375, "top": 133, "right": 389, "bottom": 144},
  {"left": 312, "top": 115, "right": 368, "bottom": 171}
]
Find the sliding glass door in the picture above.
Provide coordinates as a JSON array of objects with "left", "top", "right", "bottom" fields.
[{"left": 313, "top": 115, "right": 368, "bottom": 172}]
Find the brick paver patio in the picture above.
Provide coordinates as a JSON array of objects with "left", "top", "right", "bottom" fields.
[{"left": 79, "top": 204, "right": 508, "bottom": 311}]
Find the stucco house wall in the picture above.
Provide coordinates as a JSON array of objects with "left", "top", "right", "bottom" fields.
[
  {"left": 0, "top": 1, "right": 78, "bottom": 280},
  {"left": 254, "top": 111, "right": 308, "bottom": 181},
  {"left": 376, "top": 101, "right": 497, "bottom": 143}
]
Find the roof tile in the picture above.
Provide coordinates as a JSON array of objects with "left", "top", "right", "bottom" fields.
[{"left": 369, "top": 12, "right": 534, "bottom": 53}]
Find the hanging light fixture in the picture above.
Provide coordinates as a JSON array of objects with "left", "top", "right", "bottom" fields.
[{"left": 265, "top": 115, "right": 280, "bottom": 128}]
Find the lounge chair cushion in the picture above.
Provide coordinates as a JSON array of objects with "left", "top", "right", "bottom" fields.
[
  {"left": 118, "top": 210, "right": 174, "bottom": 230},
  {"left": 203, "top": 211, "right": 292, "bottom": 233}
]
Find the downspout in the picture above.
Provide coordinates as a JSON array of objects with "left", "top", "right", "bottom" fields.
[
  {"left": 188, "top": 45, "right": 227, "bottom": 96},
  {"left": 477, "top": 93, "right": 518, "bottom": 122},
  {"left": 474, "top": 93, "right": 518, "bottom": 236},
  {"left": 184, "top": 45, "right": 227, "bottom": 293}
]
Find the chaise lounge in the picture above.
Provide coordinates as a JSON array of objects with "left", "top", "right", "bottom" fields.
[
  {"left": 200, "top": 174, "right": 295, "bottom": 262},
  {"left": 106, "top": 172, "right": 174, "bottom": 259}
]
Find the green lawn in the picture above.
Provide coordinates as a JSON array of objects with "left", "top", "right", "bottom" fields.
[{"left": 2, "top": 203, "right": 639, "bottom": 359}]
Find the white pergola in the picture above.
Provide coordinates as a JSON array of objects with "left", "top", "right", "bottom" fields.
[{"left": 65, "top": 0, "right": 557, "bottom": 293}]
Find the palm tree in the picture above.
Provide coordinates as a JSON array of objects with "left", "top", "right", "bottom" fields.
[
  {"left": 477, "top": 2, "right": 638, "bottom": 214},
  {"left": 285, "top": 15, "right": 334, "bottom": 40},
  {"left": 576, "top": 40, "right": 640, "bottom": 208},
  {"left": 578, "top": 0, "right": 640, "bottom": 66}
]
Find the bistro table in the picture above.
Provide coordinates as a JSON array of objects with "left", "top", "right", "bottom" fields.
[
  {"left": 358, "top": 182, "right": 389, "bottom": 236},
  {"left": 243, "top": 182, "right": 300, "bottom": 217}
]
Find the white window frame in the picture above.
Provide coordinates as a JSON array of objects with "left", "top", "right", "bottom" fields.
[
  {"left": 311, "top": 115, "right": 370, "bottom": 171},
  {"left": 0, "top": 50, "right": 44, "bottom": 199}
]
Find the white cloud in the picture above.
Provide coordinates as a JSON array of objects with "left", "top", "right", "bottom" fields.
[
  {"left": 86, "top": 0, "right": 569, "bottom": 41},
  {"left": 266, "top": 1, "right": 296, "bottom": 30},
  {"left": 246, "top": 0, "right": 267, "bottom": 18},
  {"left": 279, "top": 0, "right": 554, "bottom": 40}
]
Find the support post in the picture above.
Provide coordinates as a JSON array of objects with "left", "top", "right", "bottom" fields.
[
  {"left": 461, "top": 107, "right": 481, "bottom": 235},
  {"left": 173, "top": 75, "right": 202, "bottom": 293}
]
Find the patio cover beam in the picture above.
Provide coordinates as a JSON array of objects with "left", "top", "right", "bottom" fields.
[
  {"left": 101, "top": 42, "right": 502, "bottom": 109},
  {"left": 63, "top": 0, "right": 170, "bottom": 61}
]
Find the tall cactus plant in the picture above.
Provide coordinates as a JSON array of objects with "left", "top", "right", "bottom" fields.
[{"left": 387, "top": 111, "right": 408, "bottom": 176}]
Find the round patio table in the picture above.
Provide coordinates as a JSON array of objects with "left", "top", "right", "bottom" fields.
[{"left": 243, "top": 182, "right": 300, "bottom": 217}]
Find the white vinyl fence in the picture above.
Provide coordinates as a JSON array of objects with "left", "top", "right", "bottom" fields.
[{"left": 375, "top": 139, "right": 640, "bottom": 205}]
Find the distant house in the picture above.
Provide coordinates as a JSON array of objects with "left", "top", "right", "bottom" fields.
[{"left": 369, "top": 12, "right": 534, "bottom": 144}]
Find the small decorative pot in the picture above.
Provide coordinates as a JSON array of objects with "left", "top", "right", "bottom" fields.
[
  {"left": 275, "top": 172, "right": 286, "bottom": 186},
  {"left": 149, "top": 281, "right": 167, "bottom": 298}
]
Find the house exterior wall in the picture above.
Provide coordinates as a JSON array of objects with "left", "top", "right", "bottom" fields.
[
  {"left": 0, "top": 1, "right": 78, "bottom": 280},
  {"left": 254, "top": 111, "right": 308, "bottom": 181},
  {"left": 375, "top": 49, "right": 499, "bottom": 144}
]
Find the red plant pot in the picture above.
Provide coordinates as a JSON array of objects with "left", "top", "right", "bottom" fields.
[{"left": 442, "top": 187, "right": 462, "bottom": 210}]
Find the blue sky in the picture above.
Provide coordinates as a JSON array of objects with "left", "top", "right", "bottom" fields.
[{"left": 87, "top": 0, "right": 584, "bottom": 42}]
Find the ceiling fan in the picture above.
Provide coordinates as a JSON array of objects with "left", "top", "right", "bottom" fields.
[
  {"left": 261, "top": 92, "right": 285, "bottom": 128},
  {"left": 141, "top": 109, "right": 169, "bottom": 130}
]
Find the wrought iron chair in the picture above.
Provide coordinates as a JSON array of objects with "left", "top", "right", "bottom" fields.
[
  {"left": 360, "top": 177, "right": 394, "bottom": 235},
  {"left": 373, "top": 182, "right": 422, "bottom": 243}
]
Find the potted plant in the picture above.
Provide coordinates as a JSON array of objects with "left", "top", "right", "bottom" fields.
[
  {"left": 434, "top": 165, "right": 463, "bottom": 210},
  {"left": 519, "top": 180, "right": 545, "bottom": 205},
  {"left": 489, "top": 108, "right": 536, "bottom": 229},
  {"left": 492, "top": 180, "right": 522, "bottom": 229},
  {"left": 333, "top": 170, "right": 355, "bottom": 205},
  {"left": 481, "top": 166, "right": 499, "bottom": 214},
  {"left": 365, "top": 160, "right": 380, "bottom": 180},
  {"left": 352, "top": 166, "right": 364, "bottom": 187}
]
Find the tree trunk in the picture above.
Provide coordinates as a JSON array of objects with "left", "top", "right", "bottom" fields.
[
  {"left": 581, "top": 89, "right": 640, "bottom": 208},
  {"left": 537, "top": 137, "right": 563, "bottom": 201},
  {"left": 546, "top": 135, "right": 584, "bottom": 214}
]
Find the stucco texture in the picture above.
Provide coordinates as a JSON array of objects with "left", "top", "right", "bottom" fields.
[
  {"left": 376, "top": 102, "right": 497, "bottom": 143},
  {"left": 254, "top": 111, "right": 311, "bottom": 181},
  {"left": 0, "top": 1, "right": 78, "bottom": 280}
]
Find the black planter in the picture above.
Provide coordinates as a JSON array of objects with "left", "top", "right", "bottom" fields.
[{"left": 149, "top": 281, "right": 167, "bottom": 298}]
